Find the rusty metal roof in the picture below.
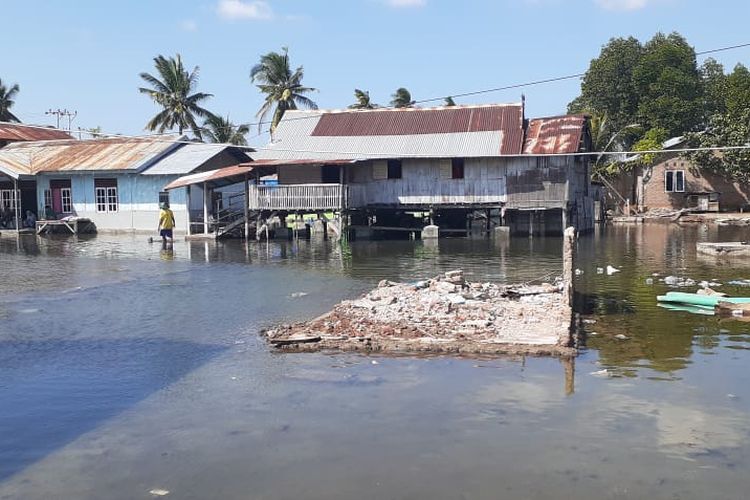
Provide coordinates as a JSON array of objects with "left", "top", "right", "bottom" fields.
[
  {"left": 0, "top": 123, "right": 73, "bottom": 142},
  {"left": 254, "top": 104, "right": 525, "bottom": 161},
  {"left": 523, "top": 115, "right": 587, "bottom": 155},
  {"left": 0, "top": 137, "right": 180, "bottom": 178},
  {"left": 312, "top": 105, "right": 523, "bottom": 141},
  {"left": 164, "top": 164, "right": 254, "bottom": 190}
]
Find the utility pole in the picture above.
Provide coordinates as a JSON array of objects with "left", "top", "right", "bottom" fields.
[{"left": 45, "top": 109, "right": 78, "bottom": 131}]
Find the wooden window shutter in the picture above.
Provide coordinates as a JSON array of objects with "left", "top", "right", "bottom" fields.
[
  {"left": 372, "top": 160, "right": 388, "bottom": 180},
  {"left": 439, "top": 159, "right": 452, "bottom": 179}
]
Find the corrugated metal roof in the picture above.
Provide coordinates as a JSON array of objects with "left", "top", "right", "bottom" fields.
[
  {"left": 164, "top": 164, "right": 254, "bottom": 190},
  {"left": 312, "top": 105, "right": 523, "bottom": 139},
  {"left": 0, "top": 123, "right": 73, "bottom": 142},
  {"left": 254, "top": 104, "right": 524, "bottom": 161},
  {"left": 142, "top": 143, "right": 250, "bottom": 175},
  {"left": 523, "top": 115, "right": 587, "bottom": 155},
  {"left": 0, "top": 137, "right": 178, "bottom": 177}
]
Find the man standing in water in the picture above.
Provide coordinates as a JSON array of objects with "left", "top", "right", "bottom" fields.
[{"left": 158, "top": 202, "right": 176, "bottom": 244}]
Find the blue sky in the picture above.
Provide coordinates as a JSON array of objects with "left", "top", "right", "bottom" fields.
[{"left": 2, "top": 0, "right": 749, "bottom": 144}]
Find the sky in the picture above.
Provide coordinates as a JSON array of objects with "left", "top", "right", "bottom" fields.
[{"left": 2, "top": 0, "right": 749, "bottom": 145}]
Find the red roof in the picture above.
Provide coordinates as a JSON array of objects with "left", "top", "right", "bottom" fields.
[
  {"left": 310, "top": 105, "right": 524, "bottom": 155},
  {"left": 523, "top": 115, "right": 587, "bottom": 155},
  {"left": 0, "top": 123, "right": 74, "bottom": 142}
]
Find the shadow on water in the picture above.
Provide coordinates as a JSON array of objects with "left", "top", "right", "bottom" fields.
[{"left": 0, "top": 338, "right": 226, "bottom": 481}]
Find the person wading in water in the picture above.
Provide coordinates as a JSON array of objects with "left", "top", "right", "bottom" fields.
[{"left": 158, "top": 202, "right": 176, "bottom": 245}]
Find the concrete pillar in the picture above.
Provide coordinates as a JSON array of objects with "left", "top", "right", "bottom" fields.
[
  {"left": 563, "top": 226, "right": 576, "bottom": 307},
  {"left": 422, "top": 224, "right": 439, "bottom": 239},
  {"left": 494, "top": 226, "right": 510, "bottom": 242}
]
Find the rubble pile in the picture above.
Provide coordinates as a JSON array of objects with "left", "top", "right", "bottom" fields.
[{"left": 264, "top": 270, "right": 575, "bottom": 356}]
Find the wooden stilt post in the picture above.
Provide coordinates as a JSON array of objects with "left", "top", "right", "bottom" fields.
[
  {"left": 185, "top": 185, "right": 191, "bottom": 235},
  {"left": 13, "top": 178, "right": 20, "bottom": 231},
  {"left": 202, "top": 181, "right": 209, "bottom": 235},
  {"left": 243, "top": 173, "right": 250, "bottom": 240},
  {"left": 563, "top": 226, "right": 576, "bottom": 307}
]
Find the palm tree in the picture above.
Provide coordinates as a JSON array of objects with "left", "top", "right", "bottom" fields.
[
  {"left": 390, "top": 87, "right": 414, "bottom": 108},
  {"left": 203, "top": 115, "right": 250, "bottom": 146},
  {"left": 0, "top": 79, "right": 21, "bottom": 122},
  {"left": 348, "top": 89, "right": 377, "bottom": 109},
  {"left": 139, "top": 54, "right": 213, "bottom": 139},
  {"left": 250, "top": 47, "right": 317, "bottom": 134},
  {"left": 444, "top": 96, "right": 456, "bottom": 107}
]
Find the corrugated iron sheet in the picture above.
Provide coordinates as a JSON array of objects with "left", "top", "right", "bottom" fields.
[
  {"left": 523, "top": 115, "right": 586, "bottom": 155},
  {"left": 142, "top": 143, "right": 250, "bottom": 175},
  {"left": 0, "top": 137, "right": 178, "bottom": 175},
  {"left": 253, "top": 107, "right": 518, "bottom": 161},
  {"left": 164, "top": 165, "right": 254, "bottom": 190},
  {"left": 0, "top": 123, "right": 73, "bottom": 142}
]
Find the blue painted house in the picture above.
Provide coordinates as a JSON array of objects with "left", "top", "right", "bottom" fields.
[{"left": 0, "top": 136, "right": 250, "bottom": 232}]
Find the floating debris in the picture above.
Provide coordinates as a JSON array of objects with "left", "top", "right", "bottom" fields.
[
  {"left": 606, "top": 265, "right": 620, "bottom": 275},
  {"left": 149, "top": 489, "right": 170, "bottom": 497}
]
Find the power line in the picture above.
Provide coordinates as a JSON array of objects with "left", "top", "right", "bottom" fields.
[
  {"left": 4, "top": 40, "right": 750, "bottom": 149},
  {"left": 2, "top": 120, "right": 749, "bottom": 158}
]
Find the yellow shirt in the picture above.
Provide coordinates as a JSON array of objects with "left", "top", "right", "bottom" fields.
[{"left": 159, "top": 208, "right": 175, "bottom": 230}]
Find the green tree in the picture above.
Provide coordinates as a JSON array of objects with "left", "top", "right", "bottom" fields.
[
  {"left": 632, "top": 127, "right": 668, "bottom": 168},
  {"left": 202, "top": 115, "right": 249, "bottom": 146},
  {"left": 0, "top": 78, "right": 21, "bottom": 123},
  {"left": 724, "top": 64, "right": 750, "bottom": 118},
  {"left": 632, "top": 32, "right": 703, "bottom": 136},
  {"left": 700, "top": 58, "right": 728, "bottom": 119},
  {"left": 686, "top": 111, "right": 750, "bottom": 181},
  {"left": 250, "top": 47, "right": 317, "bottom": 133},
  {"left": 569, "top": 37, "right": 643, "bottom": 135},
  {"left": 348, "top": 89, "right": 377, "bottom": 109},
  {"left": 139, "top": 54, "right": 213, "bottom": 138},
  {"left": 390, "top": 87, "right": 415, "bottom": 108}
]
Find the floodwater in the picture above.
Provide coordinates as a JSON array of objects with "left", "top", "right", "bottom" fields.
[{"left": 1, "top": 224, "right": 750, "bottom": 499}]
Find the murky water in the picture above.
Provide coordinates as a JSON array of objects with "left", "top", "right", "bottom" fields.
[{"left": 1, "top": 225, "right": 750, "bottom": 499}]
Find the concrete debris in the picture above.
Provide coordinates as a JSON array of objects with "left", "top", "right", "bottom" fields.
[
  {"left": 263, "top": 269, "right": 575, "bottom": 357},
  {"left": 699, "top": 280, "right": 722, "bottom": 288},
  {"left": 663, "top": 276, "right": 697, "bottom": 288},
  {"left": 696, "top": 287, "right": 726, "bottom": 297}
]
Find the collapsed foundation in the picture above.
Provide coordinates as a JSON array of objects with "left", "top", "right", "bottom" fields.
[{"left": 263, "top": 228, "right": 578, "bottom": 357}]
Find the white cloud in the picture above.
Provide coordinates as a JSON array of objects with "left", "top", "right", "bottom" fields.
[
  {"left": 385, "top": 0, "right": 427, "bottom": 8},
  {"left": 594, "top": 0, "right": 649, "bottom": 11},
  {"left": 179, "top": 19, "right": 198, "bottom": 32},
  {"left": 217, "top": 0, "right": 274, "bottom": 20}
]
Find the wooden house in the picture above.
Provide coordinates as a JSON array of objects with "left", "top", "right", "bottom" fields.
[{"left": 246, "top": 104, "right": 594, "bottom": 237}]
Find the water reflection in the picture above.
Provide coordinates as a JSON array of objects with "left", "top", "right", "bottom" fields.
[{"left": 2, "top": 226, "right": 750, "bottom": 499}]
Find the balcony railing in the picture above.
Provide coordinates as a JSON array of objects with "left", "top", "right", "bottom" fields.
[{"left": 248, "top": 184, "right": 347, "bottom": 211}]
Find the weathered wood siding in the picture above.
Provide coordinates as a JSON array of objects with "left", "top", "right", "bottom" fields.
[
  {"left": 278, "top": 165, "right": 323, "bottom": 184},
  {"left": 348, "top": 157, "right": 580, "bottom": 209}
]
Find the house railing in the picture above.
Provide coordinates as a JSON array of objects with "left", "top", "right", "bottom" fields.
[{"left": 248, "top": 184, "right": 348, "bottom": 211}]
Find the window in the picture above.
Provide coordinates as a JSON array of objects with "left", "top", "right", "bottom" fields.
[
  {"left": 44, "top": 189, "right": 52, "bottom": 209},
  {"left": 0, "top": 189, "right": 18, "bottom": 211},
  {"left": 94, "top": 178, "right": 118, "bottom": 213},
  {"left": 665, "top": 170, "right": 685, "bottom": 193},
  {"left": 387, "top": 159, "right": 402, "bottom": 179},
  {"left": 159, "top": 191, "right": 170, "bottom": 206},
  {"left": 61, "top": 188, "right": 72, "bottom": 213},
  {"left": 451, "top": 158, "right": 465, "bottom": 179}
]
